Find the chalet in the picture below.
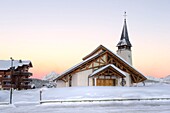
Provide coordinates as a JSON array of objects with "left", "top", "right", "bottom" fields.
[
  {"left": 54, "top": 13, "right": 147, "bottom": 87},
  {"left": 0, "top": 60, "right": 33, "bottom": 90}
]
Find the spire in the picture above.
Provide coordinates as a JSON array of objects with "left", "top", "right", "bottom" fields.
[{"left": 117, "top": 12, "right": 132, "bottom": 49}]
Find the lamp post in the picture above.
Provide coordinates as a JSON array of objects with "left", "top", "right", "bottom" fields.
[{"left": 9, "top": 57, "right": 14, "bottom": 104}]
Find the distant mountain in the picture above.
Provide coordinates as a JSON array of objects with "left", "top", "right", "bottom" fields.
[
  {"left": 145, "top": 75, "right": 170, "bottom": 84},
  {"left": 30, "top": 78, "right": 49, "bottom": 88},
  {"left": 163, "top": 75, "right": 170, "bottom": 81},
  {"left": 42, "top": 71, "right": 59, "bottom": 81},
  {"left": 146, "top": 76, "right": 162, "bottom": 82}
]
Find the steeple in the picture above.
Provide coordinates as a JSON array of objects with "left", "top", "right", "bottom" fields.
[
  {"left": 117, "top": 12, "right": 132, "bottom": 50},
  {"left": 117, "top": 12, "right": 132, "bottom": 65}
]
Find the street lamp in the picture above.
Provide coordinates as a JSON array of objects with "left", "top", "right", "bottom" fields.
[{"left": 9, "top": 57, "right": 14, "bottom": 104}]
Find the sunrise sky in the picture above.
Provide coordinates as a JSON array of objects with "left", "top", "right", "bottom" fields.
[{"left": 0, "top": 0, "right": 170, "bottom": 78}]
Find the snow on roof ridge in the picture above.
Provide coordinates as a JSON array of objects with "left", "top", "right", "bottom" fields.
[
  {"left": 104, "top": 45, "right": 146, "bottom": 78},
  {"left": 90, "top": 64, "right": 126, "bottom": 77},
  {"left": 54, "top": 54, "right": 99, "bottom": 80}
]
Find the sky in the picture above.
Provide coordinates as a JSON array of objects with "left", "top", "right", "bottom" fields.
[{"left": 0, "top": 0, "right": 170, "bottom": 79}]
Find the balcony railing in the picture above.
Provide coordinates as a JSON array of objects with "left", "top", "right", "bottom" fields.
[
  {"left": 2, "top": 83, "right": 32, "bottom": 90},
  {"left": 22, "top": 78, "right": 32, "bottom": 82},
  {"left": 13, "top": 71, "right": 32, "bottom": 76},
  {"left": 2, "top": 77, "right": 12, "bottom": 81}
]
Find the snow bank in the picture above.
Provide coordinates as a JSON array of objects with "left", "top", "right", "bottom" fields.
[
  {"left": 1, "top": 84, "right": 170, "bottom": 104},
  {"left": 42, "top": 85, "right": 170, "bottom": 101},
  {"left": 0, "top": 90, "right": 9, "bottom": 102}
]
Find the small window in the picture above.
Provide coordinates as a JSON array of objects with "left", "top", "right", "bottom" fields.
[
  {"left": 4, "top": 75, "right": 11, "bottom": 78},
  {"left": 3, "top": 82, "right": 11, "bottom": 85}
]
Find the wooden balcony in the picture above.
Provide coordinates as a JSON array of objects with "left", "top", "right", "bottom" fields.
[
  {"left": 2, "top": 78, "right": 12, "bottom": 82},
  {"left": 22, "top": 85, "right": 31, "bottom": 89},
  {"left": 22, "top": 79, "right": 32, "bottom": 84},
  {"left": 13, "top": 71, "right": 32, "bottom": 76},
  {"left": 2, "top": 84, "right": 12, "bottom": 90},
  {"left": 2, "top": 84, "right": 32, "bottom": 90}
]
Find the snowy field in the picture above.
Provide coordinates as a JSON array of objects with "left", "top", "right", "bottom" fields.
[{"left": 0, "top": 83, "right": 170, "bottom": 113}]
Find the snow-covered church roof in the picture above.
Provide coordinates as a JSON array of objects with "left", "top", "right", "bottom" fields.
[
  {"left": 90, "top": 64, "right": 127, "bottom": 77},
  {"left": 0, "top": 60, "right": 32, "bottom": 71},
  {"left": 54, "top": 45, "right": 146, "bottom": 82}
]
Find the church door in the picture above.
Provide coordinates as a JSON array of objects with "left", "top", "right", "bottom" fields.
[{"left": 96, "top": 79, "right": 116, "bottom": 86}]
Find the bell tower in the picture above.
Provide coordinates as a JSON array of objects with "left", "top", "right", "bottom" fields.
[{"left": 117, "top": 12, "right": 132, "bottom": 65}]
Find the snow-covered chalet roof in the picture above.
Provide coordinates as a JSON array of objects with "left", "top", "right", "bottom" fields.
[
  {"left": 0, "top": 60, "right": 33, "bottom": 71},
  {"left": 90, "top": 64, "right": 126, "bottom": 77}
]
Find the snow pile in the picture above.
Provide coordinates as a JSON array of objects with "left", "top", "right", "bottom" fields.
[
  {"left": 42, "top": 71, "right": 59, "bottom": 81},
  {"left": 42, "top": 84, "right": 170, "bottom": 101},
  {"left": 0, "top": 90, "right": 9, "bottom": 102}
]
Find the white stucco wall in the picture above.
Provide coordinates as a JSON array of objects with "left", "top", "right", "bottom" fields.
[
  {"left": 117, "top": 78, "right": 122, "bottom": 86},
  {"left": 117, "top": 49, "right": 132, "bottom": 65},
  {"left": 125, "top": 73, "right": 132, "bottom": 86},
  {"left": 72, "top": 69, "right": 93, "bottom": 87},
  {"left": 56, "top": 69, "right": 132, "bottom": 87},
  {"left": 56, "top": 80, "right": 66, "bottom": 88},
  {"left": 117, "top": 49, "right": 132, "bottom": 86},
  {"left": 72, "top": 73, "right": 78, "bottom": 87},
  {"left": 89, "top": 78, "right": 93, "bottom": 86}
]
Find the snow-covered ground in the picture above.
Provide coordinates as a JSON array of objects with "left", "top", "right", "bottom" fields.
[{"left": 0, "top": 83, "right": 170, "bottom": 113}]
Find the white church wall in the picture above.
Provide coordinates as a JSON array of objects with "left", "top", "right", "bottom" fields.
[
  {"left": 56, "top": 80, "right": 66, "bottom": 88},
  {"left": 125, "top": 73, "right": 132, "bottom": 86},
  {"left": 117, "top": 49, "right": 132, "bottom": 65},
  {"left": 117, "top": 77, "right": 130, "bottom": 86},
  {"left": 66, "top": 82, "right": 69, "bottom": 87},
  {"left": 117, "top": 49, "right": 133, "bottom": 86},
  {"left": 77, "top": 69, "right": 93, "bottom": 86},
  {"left": 72, "top": 73, "right": 78, "bottom": 87},
  {"left": 117, "top": 78, "right": 121, "bottom": 86},
  {"left": 88, "top": 78, "right": 93, "bottom": 86}
]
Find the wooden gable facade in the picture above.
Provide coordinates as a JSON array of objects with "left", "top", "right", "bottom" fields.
[{"left": 55, "top": 45, "right": 146, "bottom": 87}]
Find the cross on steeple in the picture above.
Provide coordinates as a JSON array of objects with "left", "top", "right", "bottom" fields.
[{"left": 123, "top": 11, "right": 127, "bottom": 20}]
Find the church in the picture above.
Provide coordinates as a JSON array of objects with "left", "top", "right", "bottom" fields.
[{"left": 54, "top": 13, "right": 147, "bottom": 87}]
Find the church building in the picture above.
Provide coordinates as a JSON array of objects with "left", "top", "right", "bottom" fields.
[{"left": 54, "top": 13, "right": 147, "bottom": 87}]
